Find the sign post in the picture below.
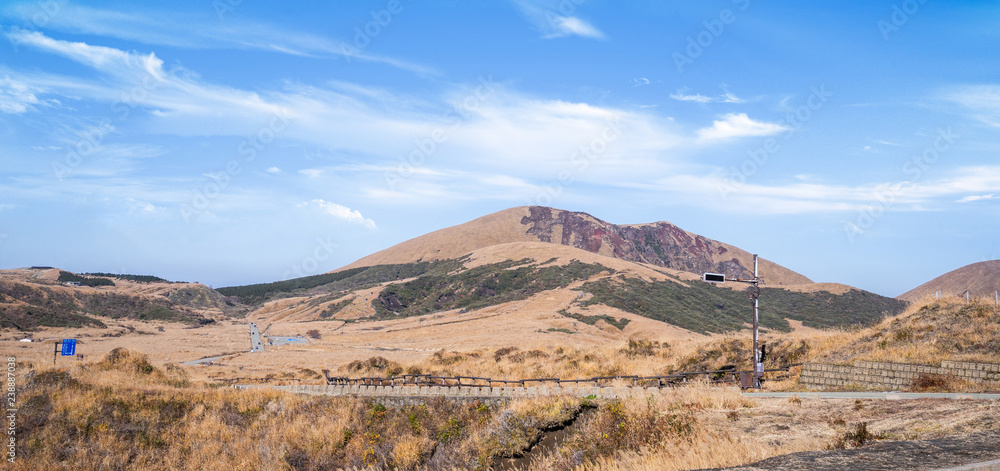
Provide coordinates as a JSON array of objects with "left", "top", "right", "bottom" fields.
[
  {"left": 54, "top": 339, "right": 77, "bottom": 365},
  {"left": 704, "top": 254, "right": 763, "bottom": 388}
]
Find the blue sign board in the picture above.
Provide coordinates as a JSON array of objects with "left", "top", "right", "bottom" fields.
[{"left": 61, "top": 339, "right": 76, "bottom": 356}]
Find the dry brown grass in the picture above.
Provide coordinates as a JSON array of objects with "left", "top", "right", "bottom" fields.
[{"left": 815, "top": 298, "right": 1000, "bottom": 366}]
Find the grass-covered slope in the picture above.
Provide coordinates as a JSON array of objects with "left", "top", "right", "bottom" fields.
[
  {"left": 222, "top": 253, "right": 905, "bottom": 334},
  {"left": 372, "top": 259, "right": 611, "bottom": 319},
  {"left": 216, "top": 260, "right": 464, "bottom": 305},
  {"left": 819, "top": 300, "right": 1000, "bottom": 365},
  {"left": 576, "top": 275, "right": 907, "bottom": 334},
  {"left": 0, "top": 280, "right": 213, "bottom": 330}
]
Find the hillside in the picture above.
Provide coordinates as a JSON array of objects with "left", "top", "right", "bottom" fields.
[
  {"left": 341, "top": 206, "right": 812, "bottom": 286},
  {"left": 818, "top": 299, "right": 1000, "bottom": 366},
  {"left": 898, "top": 260, "right": 1000, "bottom": 302},
  {"left": 0, "top": 268, "right": 244, "bottom": 330},
  {"left": 220, "top": 241, "right": 905, "bottom": 335}
]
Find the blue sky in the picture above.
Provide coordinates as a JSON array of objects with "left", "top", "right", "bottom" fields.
[{"left": 1, "top": 1, "right": 998, "bottom": 297}]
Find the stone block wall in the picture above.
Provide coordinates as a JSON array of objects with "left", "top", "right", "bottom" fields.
[{"left": 800, "top": 360, "right": 1000, "bottom": 390}]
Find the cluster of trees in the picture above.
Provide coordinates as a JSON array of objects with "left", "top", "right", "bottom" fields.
[
  {"left": 57, "top": 271, "right": 115, "bottom": 287},
  {"left": 83, "top": 273, "right": 172, "bottom": 283}
]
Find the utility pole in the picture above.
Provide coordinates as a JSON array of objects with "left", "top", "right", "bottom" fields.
[
  {"left": 749, "top": 255, "right": 762, "bottom": 388},
  {"left": 703, "top": 253, "right": 763, "bottom": 388}
]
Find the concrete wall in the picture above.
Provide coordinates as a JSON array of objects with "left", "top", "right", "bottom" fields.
[{"left": 800, "top": 360, "right": 1000, "bottom": 390}]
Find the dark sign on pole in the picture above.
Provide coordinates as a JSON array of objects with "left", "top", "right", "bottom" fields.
[
  {"left": 61, "top": 339, "right": 77, "bottom": 356},
  {"left": 702, "top": 273, "right": 726, "bottom": 283}
]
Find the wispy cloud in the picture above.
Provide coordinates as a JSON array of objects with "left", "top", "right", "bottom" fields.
[
  {"left": 511, "top": 0, "right": 606, "bottom": 40},
  {"left": 670, "top": 85, "right": 746, "bottom": 104},
  {"left": 0, "top": 75, "right": 54, "bottom": 113},
  {"left": 300, "top": 199, "right": 376, "bottom": 229},
  {"left": 958, "top": 194, "right": 995, "bottom": 203},
  {"left": 1, "top": 4, "right": 437, "bottom": 76},
  {"left": 631, "top": 77, "right": 650, "bottom": 87},
  {"left": 665, "top": 165, "right": 1000, "bottom": 214},
  {"left": 942, "top": 85, "right": 1000, "bottom": 127},
  {"left": 696, "top": 113, "right": 789, "bottom": 141}
]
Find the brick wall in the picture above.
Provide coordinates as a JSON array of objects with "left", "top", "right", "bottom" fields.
[{"left": 800, "top": 360, "right": 1000, "bottom": 390}]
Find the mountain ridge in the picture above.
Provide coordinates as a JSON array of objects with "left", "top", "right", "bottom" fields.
[{"left": 340, "top": 206, "right": 812, "bottom": 286}]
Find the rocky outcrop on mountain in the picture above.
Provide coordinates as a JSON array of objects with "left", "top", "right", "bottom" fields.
[{"left": 518, "top": 206, "right": 810, "bottom": 285}]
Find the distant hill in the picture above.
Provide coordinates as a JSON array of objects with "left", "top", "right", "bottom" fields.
[
  {"left": 0, "top": 268, "right": 243, "bottom": 330},
  {"left": 341, "top": 206, "right": 812, "bottom": 286},
  {"left": 898, "top": 260, "right": 1000, "bottom": 302}
]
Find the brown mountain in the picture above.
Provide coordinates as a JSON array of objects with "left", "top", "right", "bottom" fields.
[
  {"left": 897, "top": 260, "right": 1000, "bottom": 302},
  {"left": 342, "top": 206, "right": 811, "bottom": 286}
]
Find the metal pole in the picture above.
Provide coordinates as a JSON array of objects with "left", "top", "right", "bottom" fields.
[{"left": 752, "top": 254, "right": 761, "bottom": 389}]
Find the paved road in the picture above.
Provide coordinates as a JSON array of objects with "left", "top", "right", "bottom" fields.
[
  {"left": 181, "top": 354, "right": 235, "bottom": 365},
  {"left": 249, "top": 322, "right": 264, "bottom": 352},
  {"left": 707, "top": 429, "right": 1000, "bottom": 471},
  {"left": 744, "top": 391, "right": 1000, "bottom": 400}
]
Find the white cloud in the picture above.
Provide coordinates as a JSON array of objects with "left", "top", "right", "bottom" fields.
[
  {"left": 631, "top": 77, "right": 650, "bottom": 87},
  {"left": 719, "top": 85, "right": 745, "bottom": 104},
  {"left": 2, "top": 4, "right": 437, "bottom": 76},
  {"left": 670, "top": 90, "right": 713, "bottom": 103},
  {"left": 299, "top": 169, "right": 324, "bottom": 178},
  {"left": 302, "top": 199, "right": 376, "bottom": 229},
  {"left": 696, "top": 113, "right": 790, "bottom": 141},
  {"left": 266, "top": 167, "right": 282, "bottom": 174},
  {"left": 0, "top": 75, "right": 47, "bottom": 113},
  {"left": 670, "top": 85, "right": 746, "bottom": 104},
  {"left": 942, "top": 85, "right": 1000, "bottom": 127},
  {"left": 662, "top": 165, "right": 1000, "bottom": 214},
  {"left": 958, "top": 194, "right": 995, "bottom": 203},
  {"left": 511, "top": 0, "right": 606, "bottom": 40},
  {"left": 548, "top": 16, "right": 606, "bottom": 39}
]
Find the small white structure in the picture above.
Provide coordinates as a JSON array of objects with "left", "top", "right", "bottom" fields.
[{"left": 18, "top": 338, "right": 32, "bottom": 343}]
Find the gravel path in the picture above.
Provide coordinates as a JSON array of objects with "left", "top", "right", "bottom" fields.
[{"left": 705, "top": 429, "right": 1000, "bottom": 471}]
